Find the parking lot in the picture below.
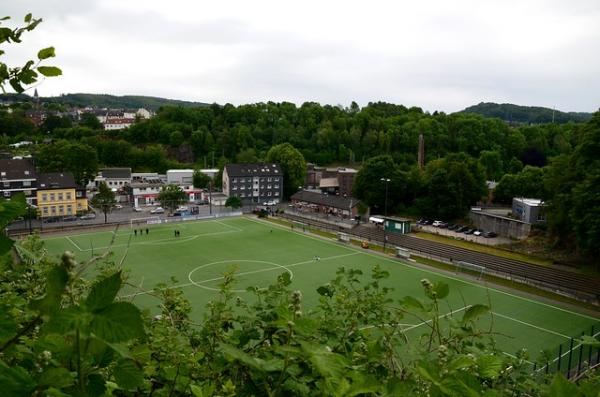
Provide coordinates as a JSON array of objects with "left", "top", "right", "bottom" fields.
[{"left": 416, "top": 223, "right": 512, "bottom": 246}]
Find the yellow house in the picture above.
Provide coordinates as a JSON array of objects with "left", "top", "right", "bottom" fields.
[{"left": 37, "top": 172, "right": 88, "bottom": 218}]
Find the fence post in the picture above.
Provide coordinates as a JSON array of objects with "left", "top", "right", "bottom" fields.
[
  {"left": 577, "top": 332, "right": 584, "bottom": 376},
  {"left": 589, "top": 325, "right": 595, "bottom": 368},
  {"left": 557, "top": 344, "right": 562, "bottom": 372},
  {"left": 567, "top": 338, "right": 574, "bottom": 378}
]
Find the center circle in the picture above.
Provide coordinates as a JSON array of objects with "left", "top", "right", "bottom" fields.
[{"left": 188, "top": 259, "right": 294, "bottom": 293}]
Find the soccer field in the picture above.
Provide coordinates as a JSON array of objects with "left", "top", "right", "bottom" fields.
[{"left": 37, "top": 216, "right": 599, "bottom": 367}]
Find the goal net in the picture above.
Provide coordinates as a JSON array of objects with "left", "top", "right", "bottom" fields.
[
  {"left": 455, "top": 261, "right": 486, "bottom": 280},
  {"left": 130, "top": 216, "right": 161, "bottom": 228}
]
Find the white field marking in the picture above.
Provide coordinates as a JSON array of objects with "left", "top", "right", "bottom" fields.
[
  {"left": 120, "top": 251, "right": 360, "bottom": 299},
  {"left": 537, "top": 330, "right": 600, "bottom": 371},
  {"left": 491, "top": 311, "right": 571, "bottom": 340},
  {"left": 214, "top": 219, "right": 243, "bottom": 232},
  {"left": 42, "top": 219, "right": 233, "bottom": 241},
  {"left": 75, "top": 230, "right": 237, "bottom": 252},
  {"left": 245, "top": 216, "right": 600, "bottom": 322},
  {"left": 358, "top": 305, "right": 470, "bottom": 332},
  {"left": 502, "top": 351, "right": 535, "bottom": 365},
  {"left": 65, "top": 236, "right": 83, "bottom": 251}
]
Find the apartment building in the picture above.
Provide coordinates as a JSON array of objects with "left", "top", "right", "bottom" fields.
[
  {"left": 223, "top": 163, "right": 283, "bottom": 205},
  {"left": 0, "top": 159, "right": 37, "bottom": 205},
  {"left": 36, "top": 172, "right": 88, "bottom": 218}
]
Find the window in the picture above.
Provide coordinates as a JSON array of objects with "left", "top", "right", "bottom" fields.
[
  {"left": 76, "top": 191, "right": 83, "bottom": 197},
  {"left": 240, "top": 185, "right": 245, "bottom": 190},
  {"left": 246, "top": 178, "right": 251, "bottom": 182},
  {"left": 3, "top": 182, "right": 9, "bottom": 188},
  {"left": 232, "top": 186, "right": 237, "bottom": 190},
  {"left": 24, "top": 170, "right": 29, "bottom": 176},
  {"left": 58, "top": 205, "right": 64, "bottom": 214},
  {"left": 232, "top": 178, "right": 237, "bottom": 183},
  {"left": 66, "top": 192, "right": 72, "bottom": 200},
  {"left": 42, "top": 193, "right": 48, "bottom": 202},
  {"left": 43, "top": 207, "right": 48, "bottom": 214},
  {"left": 267, "top": 192, "right": 272, "bottom": 196},
  {"left": 240, "top": 193, "right": 245, "bottom": 198},
  {"left": 51, "top": 206, "right": 56, "bottom": 214},
  {"left": 0, "top": 172, "right": 5, "bottom": 177},
  {"left": 50, "top": 193, "right": 55, "bottom": 201},
  {"left": 274, "top": 192, "right": 279, "bottom": 196},
  {"left": 267, "top": 185, "right": 272, "bottom": 189},
  {"left": 24, "top": 190, "right": 31, "bottom": 196},
  {"left": 67, "top": 205, "right": 72, "bottom": 214},
  {"left": 275, "top": 177, "right": 280, "bottom": 181},
  {"left": 268, "top": 177, "right": 272, "bottom": 182},
  {"left": 275, "top": 184, "right": 279, "bottom": 189},
  {"left": 58, "top": 193, "right": 64, "bottom": 201}
]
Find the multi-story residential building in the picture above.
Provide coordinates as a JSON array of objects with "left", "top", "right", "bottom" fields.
[
  {"left": 223, "top": 163, "right": 283, "bottom": 205},
  {"left": 0, "top": 159, "right": 37, "bottom": 205},
  {"left": 93, "top": 168, "right": 132, "bottom": 190},
  {"left": 36, "top": 172, "right": 88, "bottom": 218}
]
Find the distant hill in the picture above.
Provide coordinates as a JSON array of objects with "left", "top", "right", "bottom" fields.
[
  {"left": 0, "top": 93, "right": 209, "bottom": 110},
  {"left": 460, "top": 102, "right": 593, "bottom": 124}
]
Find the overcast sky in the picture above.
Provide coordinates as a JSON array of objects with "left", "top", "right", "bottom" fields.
[{"left": 3, "top": 0, "right": 600, "bottom": 112}]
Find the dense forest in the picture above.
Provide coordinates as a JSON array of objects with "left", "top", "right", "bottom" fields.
[
  {"left": 461, "top": 102, "right": 592, "bottom": 125},
  {"left": 0, "top": 93, "right": 208, "bottom": 111}
]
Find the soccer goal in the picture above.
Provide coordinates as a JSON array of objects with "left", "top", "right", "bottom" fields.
[
  {"left": 455, "top": 261, "right": 486, "bottom": 280},
  {"left": 130, "top": 216, "right": 162, "bottom": 228}
]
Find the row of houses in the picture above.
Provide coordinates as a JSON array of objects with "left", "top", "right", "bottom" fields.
[
  {"left": 0, "top": 159, "right": 88, "bottom": 217},
  {"left": 20, "top": 107, "right": 153, "bottom": 131}
]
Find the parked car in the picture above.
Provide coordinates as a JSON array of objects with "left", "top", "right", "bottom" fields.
[
  {"left": 43, "top": 217, "right": 60, "bottom": 223},
  {"left": 464, "top": 228, "right": 475, "bottom": 235},
  {"left": 483, "top": 231, "right": 498, "bottom": 238},
  {"left": 133, "top": 207, "right": 142, "bottom": 212},
  {"left": 150, "top": 207, "right": 165, "bottom": 214},
  {"left": 113, "top": 204, "right": 123, "bottom": 210},
  {"left": 447, "top": 224, "right": 458, "bottom": 230},
  {"left": 432, "top": 220, "right": 443, "bottom": 227},
  {"left": 63, "top": 215, "right": 78, "bottom": 222},
  {"left": 79, "top": 213, "right": 96, "bottom": 220},
  {"left": 438, "top": 222, "right": 449, "bottom": 228},
  {"left": 455, "top": 226, "right": 468, "bottom": 233}
]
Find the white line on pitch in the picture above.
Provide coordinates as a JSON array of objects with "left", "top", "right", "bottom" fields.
[
  {"left": 214, "top": 219, "right": 243, "bottom": 232},
  {"left": 359, "top": 305, "right": 470, "bottom": 332},
  {"left": 119, "top": 251, "right": 360, "bottom": 298},
  {"left": 65, "top": 236, "right": 83, "bottom": 251},
  {"left": 491, "top": 312, "right": 571, "bottom": 339}
]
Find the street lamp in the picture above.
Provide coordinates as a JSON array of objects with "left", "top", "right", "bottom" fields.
[{"left": 380, "top": 178, "right": 390, "bottom": 251}]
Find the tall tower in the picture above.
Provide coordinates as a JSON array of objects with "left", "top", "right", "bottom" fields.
[{"left": 417, "top": 132, "right": 425, "bottom": 169}]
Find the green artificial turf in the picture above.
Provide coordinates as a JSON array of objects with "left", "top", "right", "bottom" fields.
[{"left": 36, "top": 216, "right": 600, "bottom": 367}]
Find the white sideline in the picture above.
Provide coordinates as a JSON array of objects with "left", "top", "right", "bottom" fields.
[
  {"left": 491, "top": 311, "right": 571, "bottom": 339},
  {"left": 359, "top": 305, "right": 470, "bottom": 332},
  {"left": 65, "top": 235, "right": 83, "bottom": 251}
]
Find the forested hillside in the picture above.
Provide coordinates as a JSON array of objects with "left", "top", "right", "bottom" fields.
[
  {"left": 0, "top": 93, "right": 208, "bottom": 110},
  {"left": 461, "top": 102, "right": 593, "bottom": 124}
]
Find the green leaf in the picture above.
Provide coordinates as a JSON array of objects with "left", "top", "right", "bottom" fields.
[
  {"left": 300, "top": 341, "right": 348, "bottom": 379},
  {"left": 462, "top": 304, "right": 490, "bottom": 323},
  {"left": 37, "top": 66, "right": 62, "bottom": 77},
  {"left": 401, "top": 295, "right": 425, "bottom": 311},
  {"left": 37, "top": 47, "right": 55, "bottom": 60},
  {"left": 113, "top": 359, "right": 143, "bottom": 390},
  {"left": 90, "top": 302, "right": 144, "bottom": 343},
  {"left": 0, "top": 360, "right": 36, "bottom": 397},
  {"left": 18, "top": 69, "right": 37, "bottom": 85},
  {"left": 30, "top": 266, "right": 69, "bottom": 315},
  {"left": 86, "top": 374, "right": 107, "bottom": 397},
  {"left": 86, "top": 271, "right": 122, "bottom": 312},
  {"left": 24, "top": 14, "right": 32, "bottom": 23},
  {"left": 38, "top": 367, "right": 74, "bottom": 388},
  {"left": 432, "top": 282, "right": 449, "bottom": 299},
  {"left": 579, "top": 335, "right": 600, "bottom": 348},
  {"left": 0, "top": 312, "right": 18, "bottom": 344},
  {"left": 45, "top": 306, "right": 91, "bottom": 335},
  {"left": 190, "top": 384, "right": 204, "bottom": 397},
  {"left": 448, "top": 355, "right": 476, "bottom": 371},
  {"left": 476, "top": 355, "right": 503, "bottom": 379},
  {"left": 316, "top": 284, "right": 334, "bottom": 297},
  {"left": 549, "top": 372, "right": 581, "bottom": 397}
]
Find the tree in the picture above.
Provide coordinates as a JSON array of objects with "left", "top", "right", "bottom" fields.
[
  {"left": 192, "top": 170, "right": 211, "bottom": 189},
  {"left": 479, "top": 150, "right": 503, "bottom": 181},
  {"left": 36, "top": 140, "right": 99, "bottom": 185},
  {"left": 79, "top": 112, "right": 102, "bottom": 129},
  {"left": 494, "top": 166, "right": 548, "bottom": 204},
  {"left": 0, "top": 14, "right": 62, "bottom": 93},
  {"left": 0, "top": 194, "right": 26, "bottom": 255},
  {"left": 157, "top": 184, "right": 187, "bottom": 213},
  {"left": 90, "top": 182, "right": 116, "bottom": 223},
  {"left": 225, "top": 196, "right": 242, "bottom": 209},
  {"left": 169, "top": 130, "right": 184, "bottom": 147},
  {"left": 266, "top": 143, "right": 306, "bottom": 199},
  {"left": 416, "top": 153, "right": 486, "bottom": 219}
]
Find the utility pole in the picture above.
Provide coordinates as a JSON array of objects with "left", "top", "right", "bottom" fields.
[{"left": 380, "top": 178, "right": 390, "bottom": 252}]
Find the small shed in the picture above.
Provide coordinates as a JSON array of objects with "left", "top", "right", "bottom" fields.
[{"left": 382, "top": 216, "right": 411, "bottom": 234}]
